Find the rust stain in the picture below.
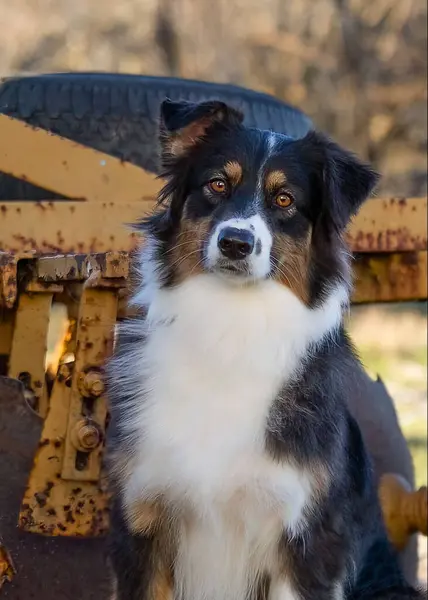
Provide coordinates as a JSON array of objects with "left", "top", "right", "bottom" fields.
[
  {"left": 347, "top": 197, "right": 427, "bottom": 253},
  {"left": 0, "top": 197, "right": 425, "bottom": 257},
  {"left": 0, "top": 541, "right": 15, "bottom": 589},
  {"left": 352, "top": 251, "right": 427, "bottom": 303},
  {"left": 0, "top": 256, "right": 18, "bottom": 308},
  {"left": 17, "top": 285, "right": 117, "bottom": 537}
]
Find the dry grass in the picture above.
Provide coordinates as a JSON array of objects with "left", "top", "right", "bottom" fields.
[
  {"left": 349, "top": 302, "right": 427, "bottom": 584},
  {"left": 349, "top": 303, "right": 427, "bottom": 488}
]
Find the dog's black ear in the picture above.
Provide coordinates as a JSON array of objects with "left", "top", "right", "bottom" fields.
[
  {"left": 159, "top": 99, "right": 244, "bottom": 160},
  {"left": 304, "top": 131, "right": 380, "bottom": 231}
]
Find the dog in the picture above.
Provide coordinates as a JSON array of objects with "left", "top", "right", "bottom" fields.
[{"left": 106, "top": 99, "right": 423, "bottom": 600}]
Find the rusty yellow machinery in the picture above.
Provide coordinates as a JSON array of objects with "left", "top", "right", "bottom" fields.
[{"left": 0, "top": 111, "right": 427, "bottom": 595}]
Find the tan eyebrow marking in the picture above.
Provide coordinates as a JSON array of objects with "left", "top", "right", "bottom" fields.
[
  {"left": 265, "top": 170, "right": 287, "bottom": 192},
  {"left": 224, "top": 160, "right": 243, "bottom": 186}
]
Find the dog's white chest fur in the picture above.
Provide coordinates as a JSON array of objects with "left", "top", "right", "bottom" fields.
[{"left": 125, "top": 274, "right": 345, "bottom": 599}]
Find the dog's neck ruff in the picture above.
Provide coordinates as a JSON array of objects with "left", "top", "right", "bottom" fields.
[{"left": 123, "top": 245, "right": 348, "bottom": 600}]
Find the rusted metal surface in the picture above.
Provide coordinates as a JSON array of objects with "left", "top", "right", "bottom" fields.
[
  {"left": 0, "top": 114, "right": 161, "bottom": 202},
  {"left": 37, "top": 251, "right": 130, "bottom": 282},
  {"left": 352, "top": 251, "right": 427, "bottom": 303},
  {"left": 36, "top": 250, "right": 428, "bottom": 304},
  {"left": 61, "top": 288, "right": 117, "bottom": 483},
  {"left": 1, "top": 197, "right": 426, "bottom": 257},
  {"left": 347, "top": 197, "right": 427, "bottom": 252},
  {"left": 17, "top": 368, "right": 111, "bottom": 537},
  {"left": 18, "top": 285, "right": 118, "bottom": 537},
  {"left": 0, "top": 253, "right": 18, "bottom": 308},
  {"left": 8, "top": 291, "right": 54, "bottom": 416},
  {"left": 0, "top": 200, "right": 146, "bottom": 255},
  {"left": 0, "top": 376, "right": 111, "bottom": 598},
  {"left": 0, "top": 115, "right": 425, "bottom": 253},
  {"left": 0, "top": 539, "right": 15, "bottom": 589},
  {"left": 379, "top": 473, "right": 428, "bottom": 552}
]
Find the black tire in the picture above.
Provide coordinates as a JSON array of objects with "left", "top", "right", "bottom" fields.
[{"left": 0, "top": 73, "right": 313, "bottom": 200}]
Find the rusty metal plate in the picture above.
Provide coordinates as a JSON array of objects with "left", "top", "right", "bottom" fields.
[
  {"left": 0, "top": 200, "right": 148, "bottom": 255},
  {"left": 0, "top": 253, "right": 18, "bottom": 308},
  {"left": 347, "top": 197, "right": 427, "bottom": 253},
  {"left": 1, "top": 197, "right": 426, "bottom": 257},
  {"left": 0, "top": 378, "right": 110, "bottom": 599},
  {"left": 7, "top": 291, "right": 53, "bottom": 416},
  {"left": 36, "top": 250, "right": 428, "bottom": 304},
  {"left": 18, "top": 286, "right": 118, "bottom": 537},
  {"left": 37, "top": 251, "right": 130, "bottom": 282},
  {"left": 61, "top": 288, "right": 118, "bottom": 483},
  {"left": 352, "top": 251, "right": 427, "bottom": 303},
  {"left": 0, "top": 540, "right": 15, "bottom": 590}
]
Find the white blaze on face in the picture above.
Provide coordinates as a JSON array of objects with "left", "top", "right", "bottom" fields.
[{"left": 206, "top": 214, "right": 273, "bottom": 280}]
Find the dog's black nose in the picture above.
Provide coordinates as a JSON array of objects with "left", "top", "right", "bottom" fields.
[{"left": 217, "top": 227, "right": 255, "bottom": 260}]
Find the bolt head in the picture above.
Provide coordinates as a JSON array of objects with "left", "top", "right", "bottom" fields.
[
  {"left": 71, "top": 419, "right": 102, "bottom": 452},
  {"left": 77, "top": 370, "right": 104, "bottom": 398}
]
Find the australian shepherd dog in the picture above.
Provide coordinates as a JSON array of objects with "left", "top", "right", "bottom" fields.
[{"left": 106, "top": 99, "right": 423, "bottom": 600}]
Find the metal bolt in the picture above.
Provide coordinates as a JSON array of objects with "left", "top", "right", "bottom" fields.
[
  {"left": 77, "top": 369, "right": 104, "bottom": 398},
  {"left": 71, "top": 419, "right": 102, "bottom": 452},
  {"left": 58, "top": 363, "right": 72, "bottom": 385}
]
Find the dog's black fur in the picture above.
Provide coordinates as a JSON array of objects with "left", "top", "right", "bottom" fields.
[{"left": 106, "top": 100, "right": 424, "bottom": 599}]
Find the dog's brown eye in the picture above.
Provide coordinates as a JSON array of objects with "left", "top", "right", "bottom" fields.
[
  {"left": 209, "top": 179, "right": 227, "bottom": 194},
  {"left": 274, "top": 192, "right": 294, "bottom": 208}
]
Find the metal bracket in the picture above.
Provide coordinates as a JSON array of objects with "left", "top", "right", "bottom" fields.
[
  {"left": 17, "top": 261, "right": 122, "bottom": 536},
  {"left": 61, "top": 287, "right": 117, "bottom": 482}
]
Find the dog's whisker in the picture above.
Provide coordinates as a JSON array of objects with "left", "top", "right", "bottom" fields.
[
  {"left": 163, "top": 240, "right": 196, "bottom": 256},
  {"left": 168, "top": 248, "right": 202, "bottom": 271}
]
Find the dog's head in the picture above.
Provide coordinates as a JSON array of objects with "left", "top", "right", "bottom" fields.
[{"left": 139, "top": 99, "right": 378, "bottom": 306}]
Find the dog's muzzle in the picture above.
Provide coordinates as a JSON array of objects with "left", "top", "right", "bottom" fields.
[
  {"left": 206, "top": 216, "right": 272, "bottom": 281},
  {"left": 217, "top": 227, "right": 255, "bottom": 260}
]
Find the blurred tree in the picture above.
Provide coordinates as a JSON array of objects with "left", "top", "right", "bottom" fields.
[{"left": 0, "top": 0, "right": 426, "bottom": 195}]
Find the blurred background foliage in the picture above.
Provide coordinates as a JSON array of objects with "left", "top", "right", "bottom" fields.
[{"left": 0, "top": 0, "right": 427, "bottom": 197}]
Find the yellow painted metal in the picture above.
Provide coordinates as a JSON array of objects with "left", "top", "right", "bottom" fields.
[
  {"left": 353, "top": 251, "right": 428, "bottom": 303},
  {"left": 0, "top": 114, "right": 161, "bottom": 202},
  {"left": 8, "top": 291, "right": 54, "bottom": 417},
  {"left": 18, "top": 361, "right": 110, "bottom": 537},
  {"left": 348, "top": 197, "right": 427, "bottom": 252},
  {"left": 61, "top": 287, "right": 117, "bottom": 482},
  {"left": 35, "top": 250, "right": 428, "bottom": 304},
  {"left": 18, "top": 286, "right": 118, "bottom": 537},
  {"left": 0, "top": 253, "right": 18, "bottom": 308},
  {"left": 1, "top": 197, "right": 427, "bottom": 256},
  {"left": 0, "top": 540, "right": 15, "bottom": 589},
  {"left": 0, "top": 200, "right": 146, "bottom": 255},
  {"left": 379, "top": 473, "right": 428, "bottom": 551},
  {"left": 37, "top": 251, "right": 130, "bottom": 282}
]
